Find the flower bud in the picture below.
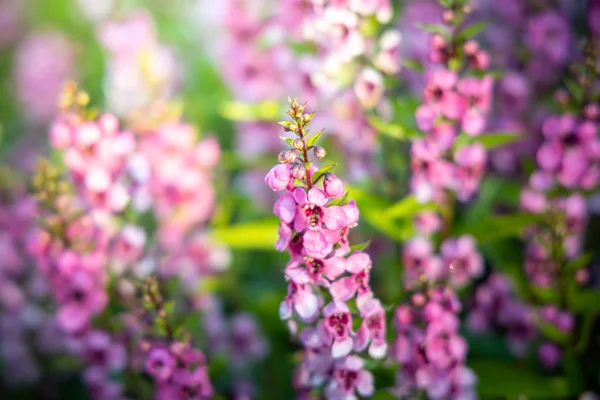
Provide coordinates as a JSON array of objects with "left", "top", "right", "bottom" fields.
[
  {"left": 293, "top": 138, "right": 305, "bottom": 150},
  {"left": 265, "top": 164, "right": 293, "bottom": 191},
  {"left": 442, "top": 10, "right": 454, "bottom": 23},
  {"left": 278, "top": 151, "right": 288, "bottom": 163},
  {"left": 313, "top": 146, "right": 326, "bottom": 159},
  {"left": 431, "top": 34, "right": 446, "bottom": 50},
  {"left": 292, "top": 163, "right": 307, "bottom": 180},
  {"left": 323, "top": 173, "right": 344, "bottom": 198},
  {"left": 463, "top": 40, "right": 478, "bottom": 56},
  {"left": 284, "top": 149, "right": 298, "bottom": 163}
]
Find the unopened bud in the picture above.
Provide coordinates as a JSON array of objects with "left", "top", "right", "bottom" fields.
[
  {"left": 431, "top": 34, "right": 446, "bottom": 50},
  {"left": 584, "top": 103, "right": 599, "bottom": 120},
  {"left": 293, "top": 138, "right": 305, "bottom": 150},
  {"left": 291, "top": 163, "right": 306, "bottom": 179},
  {"left": 463, "top": 40, "right": 478, "bottom": 56},
  {"left": 303, "top": 113, "right": 313, "bottom": 123},
  {"left": 442, "top": 10, "right": 454, "bottom": 23},
  {"left": 284, "top": 149, "right": 298, "bottom": 163},
  {"left": 313, "top": 146, "right": 326, "bottom": 159},
  {"left": 278, "top": 151, "right": 288, "bottom": 163}
]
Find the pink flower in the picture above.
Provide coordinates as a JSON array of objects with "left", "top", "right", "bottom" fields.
[
  {"left": 265, "top": 164, "right": 293, "bottom": 191},
  {"left": 56, "top": 270, "right": 108, "bottom": 333},
  {"left": 280, "top": 281, "right": 319, "bottom": 321},
  {"left": 454, "top": 143, "right": 487, "bottom": 201},
  {"left": 355, "top": 298, "right": 387, "bottom": 358},
  {"left": 441, "top": 235, "right": 484, "bottom": 287},
  {"left": 402, "top": 237, "right": 444, "bottom": 284},
  {"left": 320, "top": 301, "right": 354, "bottom": 358},
  {"left": 330, "top": 251, "right": 373, "bottom": 306},
  {"left": 146, "top": 347, "right": 176, "bottom": 381},
  {"left": 323, "top": 173, "right": 345, "bottom": 199},
  {"left": 325, "top": 356, "right": 374, "bottom": 399},
  {"left": 354, "top": 68, "right": 384, "bottom": 109},
  {"left": 171, "top": 366, "right": 214, "bottom": 399},
  {"left": 374, "top": 30, "right": 402, "bottom": 75}
]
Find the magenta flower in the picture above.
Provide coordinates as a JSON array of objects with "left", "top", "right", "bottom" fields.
[
  {"left": 325, "top": 356, "right": 374, "bottom": 399},
  {"left": 145, "top": 347, "right": 176, "bottom": 381},
  {"left": 56, "top": 270, "right": 108, "bottom": 333},
  {"left": 402, "top": 237, "right": 444, "bottom": 285},
  {"left": 320, "top": 300, "right": 354, "bottom": 358},
  {"left": 440, "top": 235, "right": 484, "bottom": 288},
  {"left": 330, "top": 251, "right": 373, "bottom": 306},
  {"left": 355, "top": 298, "right": 387, "bottom": 359}
]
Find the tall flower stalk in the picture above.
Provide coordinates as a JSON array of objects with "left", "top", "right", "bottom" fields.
[
  {"left": 391, "top": 1, "right": 493, "bottom": 398},
  {"left": 266, "top": 98, "right": 387, "bottom": 399}
]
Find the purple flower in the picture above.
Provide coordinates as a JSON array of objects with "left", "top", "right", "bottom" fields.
[
  {"left": 145, "top": 347, "right": 176, "bottom": 381},
  {"left": 326, "top": 355, "right": 374, "bottom": 399},
  {"left": 441, "top": 235, "right": 484, "bottom": 287}
]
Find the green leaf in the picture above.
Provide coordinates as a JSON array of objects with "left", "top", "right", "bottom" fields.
[
  {"left": 384, "top": 196, "right": 439, "bottom": 219},
  {"left": 539, "top": 321, "right": 571, "bottom": 344},
  {"left": 306, "top": 129, "right": 324, "bottom": 147},
  {"left": 349, "top": 240, "right": 371, "bottom": 252},
  {"left": 402, "top": 58, "right": 424, "bottom": 72},
  {"left": 470, "top": 359, "right": 574, "bottom": 398},
  {"left": 347, "top": 185, "right": 414, "bottom": 242},
  {"left": 279, "top": 136, "right": 295, "bottom": 147},
  {"left": 565, "top": 253, "right": 592, "bottom": 272},
  {"left": 312, "top": 163, "right": 336, "bottom": 183},
  {"left": 458, "top": 21, "right": 488, "bottom": 39},
  {"left": 220, "top": 100, "right": 281, "bottom": 121},
  {"left": 460, "top": 212, "right": 539, "bottom": 242},
  {"left": 453, "top": 132, "right": 520, "bottom": 151},
  {"left": 211, "top": 219, "right": 279, "bottom": 250},
  {"left": 416, "top": 23, "right": 449, "bottom": 37},
  {"left": 368, "top": 116, "right": 422, "bottom": 141},
  {"left": 570, "top": 289, "right": 600, "bottom": 313}
]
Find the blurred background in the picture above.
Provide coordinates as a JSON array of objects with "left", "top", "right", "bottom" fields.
[{"left": 0, "top": 0, "right": 599, "bottom": 399}]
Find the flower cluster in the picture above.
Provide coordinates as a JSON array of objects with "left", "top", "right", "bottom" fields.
[
  {"left": 98, "top": 10, "right": 180, "bottom": 116},
  {"left": 410, "top": 7, "right": 493, "bottom": 202},
  {"left": 403, "top": 235, "right": 483, "bottom": 289},
  {"left": 466, "top": 274, "right": 537, "bottom": 357},
  {"left": 537, "top": 304, "right": 575, "bottom": 369},
  {"left": 267, "top": 99, "right": 386, "bottom": 399},
  {"left": 141, "top": 278, "right": 214, "bottom": 400},
  {"left": 0, "top": 178, "right": 66, "bottom": 385},
  {"left": 392, "top": 3, "right": 487, "bottom": 398},
  {"left": 26, "top": 82, "right": 231, "bottom": 399},
  {"left": 394, "top": 239, "right": 478, "bottom": 399},
  {"left": 392, "top": 285, "right": 476, "bottom": 400}
]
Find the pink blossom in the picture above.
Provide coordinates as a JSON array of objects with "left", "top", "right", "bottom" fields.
[
  {"left": 320, "top": 301, "right": 354, "bottom": 358},
  {"left": 441, "top": 235, "right": 484, "bottom": 287}
]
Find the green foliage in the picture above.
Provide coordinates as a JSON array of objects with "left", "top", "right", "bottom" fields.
[
  {"left": 368, "top": 115, "right": 423, "bottom": 141},
  {"left": 453, "top": 132, "right": 521, "bottom": 151},
  {"left": 220, "top": 100, "right": 282, "bottom": 121},
  {"left": 469, "top": 359, "right": 575, "bottom": 398},
  {"left": 211, "top": 219, "right": 279, "bottom": 250},
  {"left": 458, "top": 22, "right": 488, "bottom": 40},
  {"left": 312, "top": 163, "right": 337, "bottom": 183},
  {"left": 459, "top": 212, "right": 539, "bottom": 242},
  {"left": 416, "top": 23, "right": 449, "bottom": 37}
]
